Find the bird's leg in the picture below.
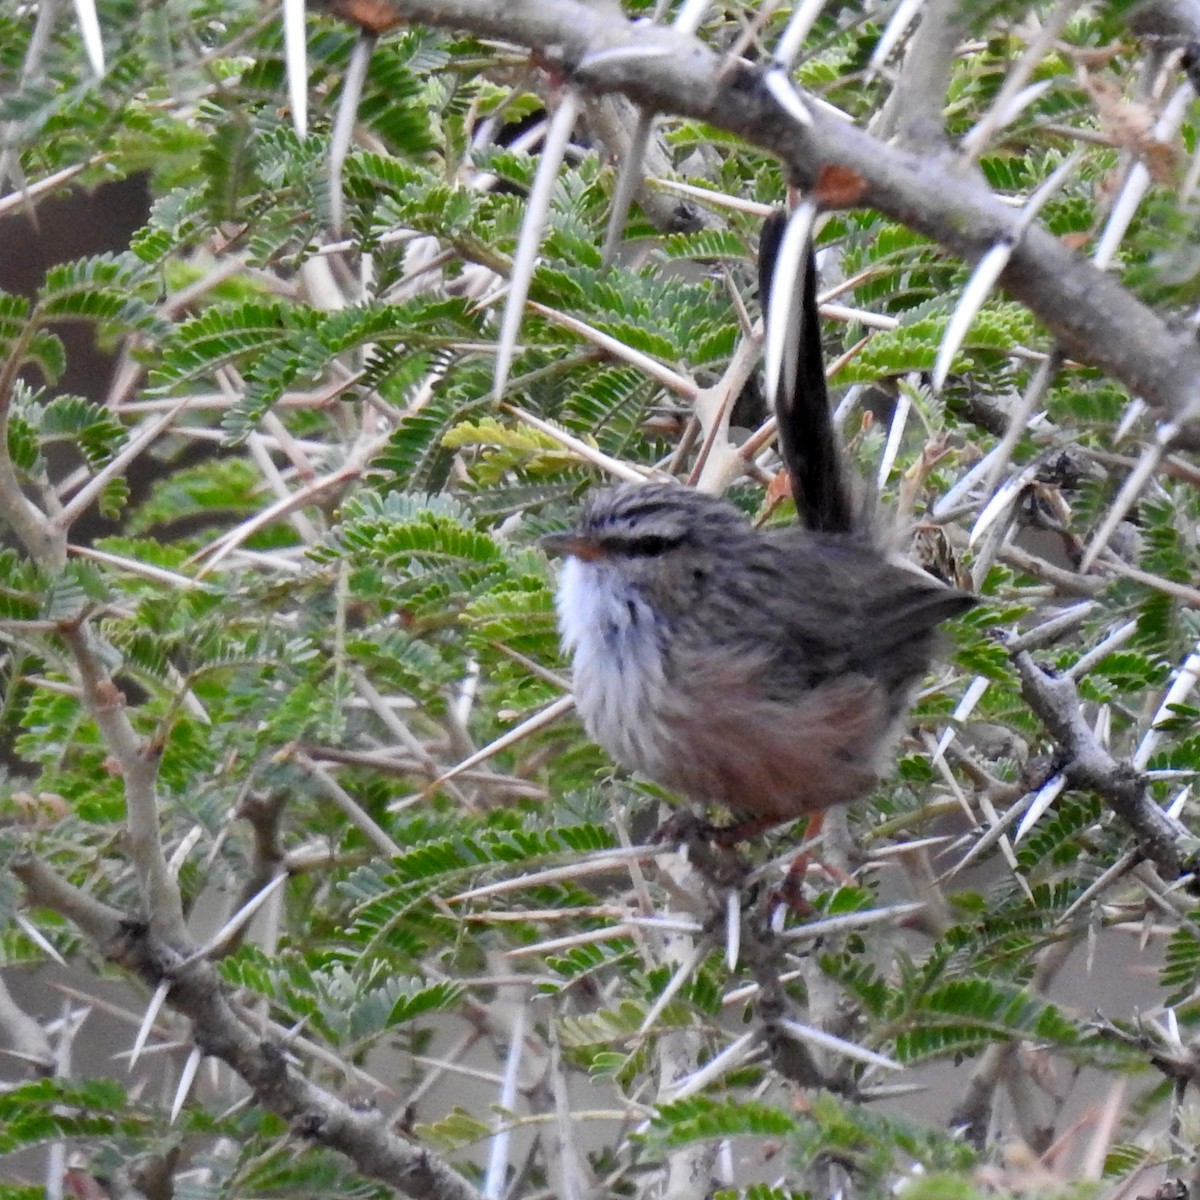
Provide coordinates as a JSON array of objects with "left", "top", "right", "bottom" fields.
[
  {"left": 774, "top": 812, "right": 823, "bottom": 915},
  {"left": 772, "top": 812, "right": 852, "bottom": 912}
]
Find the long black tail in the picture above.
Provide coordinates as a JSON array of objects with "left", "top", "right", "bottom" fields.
[{"left": 758, "top": 210, "right": 855, "bottom": 535}]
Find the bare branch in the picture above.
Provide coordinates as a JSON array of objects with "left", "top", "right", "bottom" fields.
[
  {"left": 345, "top": 0, "right": 1200, "bottom": 432},
  {"left": 878, "top": 0, "right": 972, "bottom": 146},
  {"left": 15, "top": 853, "right": 485, "bottom": 1200},
  {"left": 1009, "top": 646, "right": 1192, "bottom": 880}
]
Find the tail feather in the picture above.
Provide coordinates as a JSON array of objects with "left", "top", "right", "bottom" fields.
[{"left": 758, "top": 209, "right": 856, "bottom": 535}]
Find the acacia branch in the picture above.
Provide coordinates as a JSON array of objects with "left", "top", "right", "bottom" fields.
[
  {"left": 877, "top": 0, "right": 972, "bottom": 147},
  {"left": 1010, "top": 647, "right": 1191, "bottom": 879},
  {"left": 584, "top": 93, "right": 714, "bottom": 236},
  {"left": 14, "top": 853, "right": 484, "bottom": 1200},
  {"left": 55, "top": 622, "right": 187, "bottom": 943},
  {"left": 341, "top": 0, "right": 1200, "bottom": 431},
  {"left": 0, "top": 337, "right": 183, "bottom": 940}
]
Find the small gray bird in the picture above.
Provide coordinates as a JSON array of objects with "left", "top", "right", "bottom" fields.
[
  {"left": 543, "top": 210, "right": 974, "bottom": 825},
  {"left": 543, "top": 484, "right": 974, "bottom": 821}
]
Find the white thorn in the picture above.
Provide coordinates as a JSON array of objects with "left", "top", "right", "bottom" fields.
[
  {"left": 876, "top": 388, "right": 911, "bottom": 487},
  {"left": 672, "top": 0, "right": 710, "bottom": 34},
  {"left": 483, "top": 999, "right": 527, "bottom": 1200},
  {"left": 968, "top": 459, "right": 1041, "bottom": 547},
  {"left": 763, "top": 68, "right": 813, "bottom": 126},
  {"left": 777, "top": 1019, "right": 901, "bottom": 1071},
  {"left": 1133, "top": 644, "right": 1200, "bottom": 770},
  {"left": 601, "top": 109, "right": 653, "bottom": 268},
  {"left": 327, "top": 32, "right": 374, "bottom": 233},
  {"left": 282, "top": 0, "right": 308, "bottom": 137},
  {"left": 868, "top": 0, "right": 926, "bottom": 75},
  {"left": 932, "top": 240, "right": 1012, "bottom": 393},
  {"left": 639, "top": 941, "right": 707, "bottom": 1035},
  {"left": 494, "top": 91, "right": 582, "bottom": 400},
  {"left": 1078, "top": 422, "right": 1176, "bottom": 575},
  {"left": 931, "top": 676, "right": 990, "bottom": 769},
  {"left": 13, "top": 913, "right": 66, "bottom": 965},
  {"left": 1014, "top": 773, "right": 1067, "bottom": 844},
  {"left": 171, "top": 1046, "right": 203, "bottom": 1123},
  {"left": 664, "top": 1030, "right": 759, "bottom": 1101},
  {"left": 71, "top": 0, "right": 105, "bottom": 77},
  {"left": 129, "top": 982, "right": 170, "bottom": 1072},
  {"left": 773, "top": 0, "right": 832, "bottom": 68},
  {"left": 725, "top": 891, "right": 740, "bottom": 970}
]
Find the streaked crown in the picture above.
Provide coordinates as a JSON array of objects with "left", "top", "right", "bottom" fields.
[{"left": 544, "top": 482, "right": 752, "bottom": 563}]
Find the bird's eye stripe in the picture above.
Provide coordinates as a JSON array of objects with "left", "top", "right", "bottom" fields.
[{"left": 609, "top": 534, "right": 680, "bottom": 557}]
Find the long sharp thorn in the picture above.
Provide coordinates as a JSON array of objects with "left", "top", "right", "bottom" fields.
[
  {"left": 672, "top": 0, "right": 711, "bottom": 34},
  {"left": 72, "top": 0, "right": 105, "bottom": 77},
  {"left": 665, "top": 1030, "right": 759, "bottom": 1101},
  {"left": 601, "top": 109, "right": 653, "bottom": 268},
  {"left": 876, "top": 388, "right": 911, "bottom": 487},
  {"left": 328, "top": 32, "right": 375, "bottom": 234},
  {"left": 1078, "top": 422, "right": 1177, "bottom": 574},
  {"left": 725, "top": 891, "right": 740, "bottom": 970},
  {"left": 968, "top": 459, "right": 1040, "bottom": 547},
  {"left": 1014, "top": 773, "right": 1067, "bottom": 843},
  {"left": 868, "top": 0, "right": 925, "bottom": 76},
  {"left": 640, "top": 941, "right": 707, "bottom": 1035},
  {"left": 13, "top": 913, "right": 67, "bottom": 965},
  {"left": 763, "top": 69, "right": 813, "bottom": 126},
  {"left": 931, "top": 676, "right": 989, "bottom": 769},
  {"left": 778, "top": 1019, "right": 900, "bottom": 1071},
  {"left": 129, "top": 982, "right": 170, "bottom": 1072},
  {"left": 170, "top": 1046, "right": 203, "bottom": 1124},
  {"left": 494, "top": 91, "right": 581, "bottom": 400},
  {"left": 773, "top": 0, "right": 831, "bottom": 68},
  {"left": 282, "top": 0, "right": 307, "bottom": 137},
  {"left": 933, "top": 240, "right": 1013, "bottom": 393}
]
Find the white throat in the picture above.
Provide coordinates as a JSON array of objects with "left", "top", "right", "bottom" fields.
[{"left": 555, "top": 557, "right": 672, "bottom": 777}]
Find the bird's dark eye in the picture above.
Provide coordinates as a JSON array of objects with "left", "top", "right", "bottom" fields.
[{"left": 615, "top": 534, "right": 678, "bottom": 558}]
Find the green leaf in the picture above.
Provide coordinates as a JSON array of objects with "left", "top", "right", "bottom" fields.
[
  {"left": 894, "top": 978, "right": 1080, "bottom": 1063},
  {"left": 0, "top": 1078, "right": 146, "bottom": 1153},
  {"left": 650, "top": 1097, "right": 797, "bottom": 1145},
  {"left": 39, "top": 252, "right": 163, "bottom": 334}
]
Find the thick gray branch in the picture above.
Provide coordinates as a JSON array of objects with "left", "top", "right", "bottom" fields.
[
  {"left": 352, "top": 0, "right": 1200, "bottom": 429},
  {"left": 877, "top": 0, "right": 972, "bottom": 146},
  {"left": 14, "top": 854, "right": 484, "bottom": 1200},
  {"left": 1010, "top": 649, "right": 1192, "bottom": 879}
]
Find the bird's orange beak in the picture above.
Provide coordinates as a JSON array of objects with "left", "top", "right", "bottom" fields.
[{"left": 541, "top": 532, "right": 606, "bottom": 561}]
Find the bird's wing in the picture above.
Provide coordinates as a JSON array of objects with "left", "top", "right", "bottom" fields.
[{"left": 754, "top": 529, "right": 975, "bottom": 693}]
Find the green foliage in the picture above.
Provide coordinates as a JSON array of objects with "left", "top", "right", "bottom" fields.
[
  {"left": 39, "top": 252, "right": 163, "bottom": 336},
  {"left": 891, "top": 978, "right": 1080, "bottom": 1063},
  {"left": 221, "top": 946, "right": 462, "bottom": 1048},
  {"left": 0, "top": 1078, "right": 148, "bottom": 1153},
  {"left": 789, "top": 1094, "right": 978, "bottom": 1185},
  {"left": 648, "top": 1096, "right": 797, "bottom": 1145},
  {"left": 0, "top": 2, "right": 1195, "bottom": 1197}
]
